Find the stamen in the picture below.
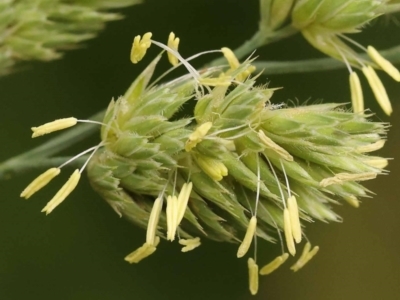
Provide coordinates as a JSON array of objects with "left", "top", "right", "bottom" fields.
[
  {"left": 167, "top": 32, "right": 180, "bottom": 66},
  {"left": 290, "top": 242, "right": 311, "bottom": 272},
  {"left": 166, "top": 195, "right": 178, "bottom": 241},
  {"left": 237, "top": 216, "right": 257, "bottom": 258},
  {"left": 41, "top": 169, "right": 81, "bottom": 215},
  {"left": 124, "top": 237, "right": 160, "bottom": 264},
  {"left": 195, "top": 155, "right": 228, "bottom": 181},
  {"left": 367, "top": 46, "right": 400, "bottom": 81},
  {"left": 198, "top": 75, "right": 232, "bottom": 87},
  {"left": 176, "top": 182, "right": 193, "bottom": 228},
  {"left": 349, "top": 71, "right": 364, "bottom": 113},
  {"left": 356, "top": 140, "right": 385, "bottom": 153},
  {"left": 363, "top": 157, "right": 389, "bottom": 169},
  {"left": 362, "top": 66, "right": 393, "bottom": 116},
  {"left": 247, "top": 258, "right": 259, "bottom": 296},
  {"left": 20, "top": 168, "right": 60, "bottom": 199},
  {"left": 284, "top": 208, "right": 296, "bottom": 256},
  {"left": 130, "top": 32, "right": 152, "bottom": 64},
  {"left": 288, "top": 195, "right": 302, "bottom": 244},
  {"left": 319, "top": 172, "right": 377, "bottom": 187},
  {"left": 146, "top": 197, "right": 163, "bottom": 245},
  {"left": 258, "top": 130, "right": 293, "bottom": 161},
  {"left": 259, "top": 253, "right": 289, "bottom": 275},
  {"left": 291, "top": 245, "right": 319, "bottom": 272},
  {"left": 31, "top": 117, "right": 77, "bottom": 138},
  {"left": 179, "top": 237, "right": 201, "bottom": 252},
  {"left": 185, "top": 122, "right": 213, "bottom": 152},
  {"left": 343, "top": 195, "right": 360, "bottom": 208}
]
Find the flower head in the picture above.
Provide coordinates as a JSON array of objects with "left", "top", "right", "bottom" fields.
[
  {"left": 23, "top": 33, "right": 389, "bottom": 295},
  {"left": 292, "top": 0, "right": 398, "bottom": 115}
]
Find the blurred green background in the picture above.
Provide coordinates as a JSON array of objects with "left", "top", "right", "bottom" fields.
[{"left": 1, "top": 0, "right": 400, "bottom": 299}]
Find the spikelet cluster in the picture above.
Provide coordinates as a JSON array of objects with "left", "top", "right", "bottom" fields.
[
  {"left": 0, "top": 0, "right": 141, "bottom": 75},
  {"left": 21, "top": 33, "right": 389, "bottom": 295}
]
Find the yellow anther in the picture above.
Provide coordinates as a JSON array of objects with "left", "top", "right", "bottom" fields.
[
  {"left": 31, "top": 117, "right": 77, "bottom": 138},
  {"left": 130, "top": 32, "right": 152, "bottom": 64},
  {"left": 41, "top": 169, "right": 81, "bottom": 215},
  {"left": 146, "top": 197, "right": 163, "bottom": 246},
  {"left": 259, "top": 253, "right": 289, "bottom": 275},
  {"left": 288, "top": 196, "right": 302, "bottom": 244},
  {"left": 176, "top": 182, "right": 193, "bottom": 227},
  {"left": 20, "top": 168, "right": 60, "bottom": 199},
  {"left": 221, "top": 47, "right": 255, "bottom": 82},
  {"left": 291, "top": 244, "right": 319, "bottom": 272},
  {"left": 166, "top": 195, "right": 178, "bottom": 241},
  {"left": 367, "top": 46, "right": 400, "bottom": 82},
  {"left": 237, "top": 216, "right": 257, "bottom": 258},
  {"left": 319, "top": 172, "right": 377, "bottom": 187},
  {"left": 283, "top": 208, "right": 296, "bottom": 256},
  {"left": 124, "top": 237, "right": 160, "bottom": 264},
  {"left": 185, "top": 122, "right": 213, "bottom": 152},
  {"left": 363, "top": 157, "right": 389, "bottom": 169},
  {"left": 247, "top": 258, "right": 259, "bottom": 296},
  {"left": 179, "top": 237, "right": 201, "bottom": 252},
  {"left": 195, "top": 155, "right": 228, "bottom": 181},
  {"left": 356, "top": 140, "right": 386, "bottom": 153},
  {"left": 167, "top": 32, "right": 180, "bottom": 66},
  {"left": 362, "top": 65, "right": 393, "bottom": 116},
  {"left": 343, "top": 195, "right": 360, "bottom": 208},
  {"left": 349, "top": 71, "right": 364, "bottom": 113},
  {"left": 221, "top": 47, "right": 240, "bottom": 70},
  {"left": 198, "top": 75, "right": 232, "bottom": 87},
  {"left": 258, "top": 130, "right": 293, "bottom": 161},
  {"left": 291, "top": 242, "right": 311, "bottom": 272}
]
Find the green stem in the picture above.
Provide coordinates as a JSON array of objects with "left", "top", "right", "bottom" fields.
[
  {"left": 253, "top": 45, "right": 400, "bottom": 75},
  {"left": 0, "top": 110, "right": 104, "bottom": 180},
  {"left": 208, "top": 26, "right": 299, "bottom": 67}
]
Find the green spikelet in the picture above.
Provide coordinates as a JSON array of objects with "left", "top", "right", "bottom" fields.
[
  {"left": 86, "top": 51, "right": 388, "bottom": 246},
  {"left": 0, "top": 0, "right": 142, "bottom": 75}
]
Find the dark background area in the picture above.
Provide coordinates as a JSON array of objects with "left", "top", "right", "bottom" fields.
[{"left": 0, "top": 0, "right": 399, "bottom": 299}]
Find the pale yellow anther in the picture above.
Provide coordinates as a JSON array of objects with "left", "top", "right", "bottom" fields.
[
  {"left": 291, "top": 245, "right": 320, "bottom": 272},
  {"left": 31, "top": 118, "right": 77, "bottom": 138},
  {"left": 167, "top": 32, "right": 180, "bottom": 66},
  {"left": 291, "top": 242, "right": 311, "bottom": 272},
  {"left": 124, "top": 237, "right": 160, "bottom": 264},
  {"left": 146, "top": 197, "right": 163, "bottom": 246},
  {"left": 237, "top": 216, "right": 257, "bottom": 258},
  {"left": 356, "top": 140, "right": 386, "bottom": 153},
  {"left": 185, "top": 122, "right": 213, "bottom": 152},
  {"left": 349, "top": 71, "right": 364, "bottom": 113},
  {"left": 20, "top": 168, "right": 60, "bottom": 199},
  {"left": 343, "top": 195, "right": 360, "bottom": 208},
  {"left": 367, "top": 46, "right": 400, "bottom": 82},
  {"left": 258, "top": 130, "right": 293, "bottom": 161},
  {"left": 319, "top": 172, "right": 377, "bottom": 187},
  {"left": 221, "top": 47, "right": 240, "bottom": 70},
  {"left": 195, "top": 155, "right": 228, "bottom": 181},
  {"left": 166, "top": 195, "right": 178, "bottom": 241},
  {"left": 362, "top": 65, "right": 393, "bottom": 116},
  {"left": 283, "top": 208, "right": 296, "bottom": 256},
  {"left": 130, "top": 32, "right": 152, "bottom": 64},
  {"left": 179, "top": 237, "right": 201, "bottom": 252},
  {"left": 198, "top": 75, "right": 232, "bottom": 87},
  {"left": 259, "top": 253, "right": 289, "bottom": 275},
  {"left": 176, "top": 182, "right": 193, "bottom": 227},
  {"left": 41, "top": 169, "right": 81, "bottom": 215},
  {"left": 288, "top": 196, "right": 302, "bottom": 244},
  {"left": 221, "top": 47, "right": 255, "bottom": 82},
  {"left": 363, "top": 157, "right": 389, "bottom": 169},
  {"left": 247, "top": 258, "right": 259, "bottom": 296}
]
